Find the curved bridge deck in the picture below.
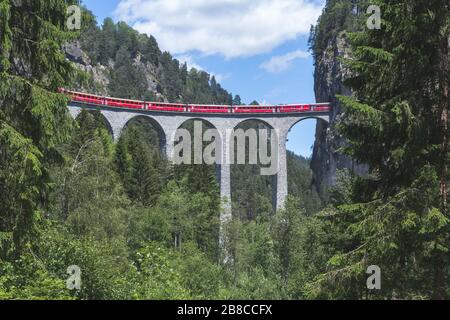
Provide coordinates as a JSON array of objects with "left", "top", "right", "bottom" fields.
[
  {"left": 61, "top": 88, "right": 331, "bottom": 116},
  {"left": 65, "top": 88, "right": 332, "bottom": 214}
]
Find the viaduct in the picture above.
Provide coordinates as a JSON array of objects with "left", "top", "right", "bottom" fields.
[{"left": 65, "top": 90, "right": 331, "bottom": 225}]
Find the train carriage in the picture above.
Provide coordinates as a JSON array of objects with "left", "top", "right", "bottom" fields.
[
  {"left": 190, "top": 104, "right": 230, "bottom": 114},
  {"left": 59, "top": 89, "right": 331, "bottom": 115},
  {"left": 234, "top": 105, "right": 274, "bottom": 113},
  {"left": 148, "top": 102, "right": 185, "bottom": 112},
  {"left": 106, "top": 97, "right": 145, "bottom": 109}
]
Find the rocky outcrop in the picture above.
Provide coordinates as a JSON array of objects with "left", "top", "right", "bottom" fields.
[
  {"left": 64, "top": 42, "right": 162, "bottom": 99},
  {"left": 64, "top": 42, "right": 111, "bottom": 95},
  {"left": 311, "top": 31, "right": 367, "bottom": 199},
  {"left": 132, "top": 53, "right": 162, "bottom": 100},
  {"left": 63, "top": 42, "right": 90, "bottom": 66}
]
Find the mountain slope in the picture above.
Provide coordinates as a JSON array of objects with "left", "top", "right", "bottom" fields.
[{"left": 65, "top": 11, "right": 235, "bottom": 105}]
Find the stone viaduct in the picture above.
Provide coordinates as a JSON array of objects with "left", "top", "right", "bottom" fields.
[{"left": 68, "top": 102, "right": 330, "bottom": 224}]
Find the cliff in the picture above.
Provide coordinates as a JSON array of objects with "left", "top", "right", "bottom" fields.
[{"left": 310, "top": 0, "right": 368, "bottom": 199}]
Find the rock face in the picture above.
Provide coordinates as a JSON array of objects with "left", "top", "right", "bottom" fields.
[
  {"left": 311, "top": 31, "right": 367, "bottom": 199},
  {"left": 132, "top": 53, "right": 161, "bottom": 100},
  {"left": 64, "top": 42, "right": 161, "bottom": 98},
  {"left": 64, "top": 41, "right": 110, "bottom": 96},
  {"left": 63, "top": 42, "right": 90, "bottom": 66}
]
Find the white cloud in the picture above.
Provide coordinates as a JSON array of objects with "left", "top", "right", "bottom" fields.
[
  {"left": 114, "top": 0, "right": 324, "bottom": 58},
  {"left": 213, "top": 72, "right": 232, "bottom": 83},
  {"left": 175, "top": 55, "right": 231, "bottom": 82},
  {"left": 260, "top": 50, "right": 310, "bottom": 73},
  {"left": 175, "top": 55, "right": 205, "bottom": 72}
]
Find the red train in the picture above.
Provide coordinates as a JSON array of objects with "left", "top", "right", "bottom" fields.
[{"left": 59, "top": 88, "right": 331, "bottom": 114}]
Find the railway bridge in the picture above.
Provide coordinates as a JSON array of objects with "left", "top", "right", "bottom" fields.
[{"left": 64, "top": 89, "right": 331, "bottom": 223}]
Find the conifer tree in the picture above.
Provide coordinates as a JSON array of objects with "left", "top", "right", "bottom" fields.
[
  {"left": 328, "top": 0, "right": 450, "bottom": 299},
  {"left": 233, "top": 95, "right": 242, "bottom": 106},
  {"left": 0, "top": 0, "right": 76, "bottom": 256}
]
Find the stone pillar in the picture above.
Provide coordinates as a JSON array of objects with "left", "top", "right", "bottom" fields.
[
  {"left": 275, "top": 129, "right": 289, "bottom": 210},
  {"left": 219, "top": 128, "right": 232, "bottom": 222},
  {"left": 67, "top": 105, "right": 82, "bottom": 120},
  {"left": 218, "top": 128, "right": 232, "bottom": 263},
  {"left": 164, "top": 128, "right": 177, "bottom": 160},
  {"left": 101, "top": 110, "right": 134, "bottom": 143}
]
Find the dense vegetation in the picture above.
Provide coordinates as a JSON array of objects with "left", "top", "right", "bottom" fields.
[
  {"left": 0, "top": 0, "right": 448, "bottom": 300},
  {"left": 77, "top": 11, "right": 236, "bottom": 105},
  {"left": 306, "top": 0, "right": 449, "bottom": 299},
  {"left": 0, "top": 0, "right": 323, "bottom": 299}
]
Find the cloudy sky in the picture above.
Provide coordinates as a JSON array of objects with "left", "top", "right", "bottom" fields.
[{"left": 82, "top": 0, "right": 326, "bottom": 157}]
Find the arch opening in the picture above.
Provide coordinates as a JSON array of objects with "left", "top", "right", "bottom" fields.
[
  {"left": 172, "top": 118, "right": 222, "bottom": 258},
  {"left": 230, "top": 119, "right": 276, "bottom": 220},
  {"left": 173, "top": 118, "right": 221, "bottom": 167},
  {"left": 75, "top": 109, "right": 114, "bottom": 140},
  {"left": 286, "top": 117, "right": 328, "bottom": 215},
  {"left": 122, "top": 115, "right": 167, "bottom": 154},
  {"left": 115, "top": 115, "right": 170, "bottom": 207}
]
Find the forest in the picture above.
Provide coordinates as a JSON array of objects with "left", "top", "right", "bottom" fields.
[{"left": 0, "top": 0, "right": 448, "bottom": 300}]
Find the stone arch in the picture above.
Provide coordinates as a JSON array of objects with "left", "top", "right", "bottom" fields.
[
  {"left": 233, "top": 118, "right": 275, "bottom": 131},
  {"left": 285, "top": 116, "right": 330, "bottom": 154},
  {"left": 122, "top": 115, "right": 167, "bottom": 153},
  {"left": 73, "top": 107, "right": 114, "bottom": 139},
  {"left": 173, "top": 117, "right": 222, "bottom": 166},
  {"left": 286, "top": 115, "right": 330, "bottom": 134},
  {"left": 230, "top": 118, "right": 279, "bottom": 218}
]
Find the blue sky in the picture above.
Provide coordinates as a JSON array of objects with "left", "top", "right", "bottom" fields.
[{"left": 82, "top": 0, "right": 325, "bottom": 158}]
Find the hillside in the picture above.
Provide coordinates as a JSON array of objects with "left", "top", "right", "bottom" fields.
[{"left": 65, "top": 11, "right": 235, "bottom": 105}]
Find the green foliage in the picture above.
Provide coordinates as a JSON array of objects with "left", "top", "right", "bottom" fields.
[
  {"left": 306, "top": 0, "right": 450, "bottom": 300},
  {"left": 11, "top": 0, "right": 450, "bottom": 301},
  {"left": 133, "top": 243, "right": 190, "bottom": 300},
  {"left": 109, "top": 46, "right": 150, "bottom": 99},
  {"left": 309, "top": 0, "right": 370, "bottom": 60},
  {"left": 78, "top": 13, "right": 233, "bottom": 104},
  {"left": 175, "top": 242, "right": 222, "bottom": 299},
  {"left": 287, "top": 152, "right": 323, "bottom": 214},
  {"left": 0, "top": 256, "right": 73, "bottom": 300},
  {"left": 115, "top": 121, "right": 168, "bottom": 206},
  {"left": 0, "top": 0, "right": 75, "bottom": 258}
]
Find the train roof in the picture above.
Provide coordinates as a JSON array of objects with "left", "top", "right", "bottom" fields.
[{"left": 62, "top": 89, "right": 330, "bottom": 108}]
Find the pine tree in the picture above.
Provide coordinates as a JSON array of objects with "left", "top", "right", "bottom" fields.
[
  {"left": 98, "top": 17, "right": 117, "bottom": 64},
  {"left": 327, "top": 0, "right": 450, "bottom": 299},
  {"left": 233, "top": 95, "right": 242, "bottom": 106},
  {"left": 109, "top": 46, "right": 148, "bottom": 99},
  {"left": 0, "top": 0, "right": 76, "bottom": 257}
]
